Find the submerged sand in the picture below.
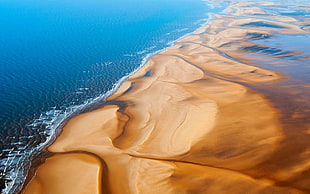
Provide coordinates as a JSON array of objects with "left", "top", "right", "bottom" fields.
[{"left": 23, "top": 1, "right": 310, "bottom": 194}]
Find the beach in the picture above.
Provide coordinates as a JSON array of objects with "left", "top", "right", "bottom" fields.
[{"left": 22, "top": 1, "right": 310, "bottom": 194}]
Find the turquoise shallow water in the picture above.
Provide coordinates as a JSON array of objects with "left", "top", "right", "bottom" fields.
[{"left": 0, "top": 0, "right": 223, "bottom": 193}]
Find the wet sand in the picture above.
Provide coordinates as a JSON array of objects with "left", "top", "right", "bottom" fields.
[{"left": 23, "top": 1, "right": 310, "bottom": 194}]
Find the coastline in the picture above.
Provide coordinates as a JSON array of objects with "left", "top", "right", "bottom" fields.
[
  {"left": 1, "top": 0, "right": 215, "bottom": 193},
  {"left": 12, "top": 5, "right": 218, "bottom": 194},
  {"left": 22, "top": 1, "right": 310, "bottom": 194}
]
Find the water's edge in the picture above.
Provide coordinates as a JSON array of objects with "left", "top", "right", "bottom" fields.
[{"left": 2, "top": 2, "right": 223, "bottom": 193}]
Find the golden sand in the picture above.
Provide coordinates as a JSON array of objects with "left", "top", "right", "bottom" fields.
[
  {"left": 23, "top": 2, "right": 310, "bottom": 194},
  {"left": 24, "top": 153, "right": 103, "bottom": 194}
]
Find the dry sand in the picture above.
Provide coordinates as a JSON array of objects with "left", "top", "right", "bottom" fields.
[{"left": 23, "top": 1, "right": 310, "bottom": 194}]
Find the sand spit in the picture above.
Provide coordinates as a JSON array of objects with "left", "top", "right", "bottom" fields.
[{"left": 23, "top": 2, "right": 310, "bottom": 194}]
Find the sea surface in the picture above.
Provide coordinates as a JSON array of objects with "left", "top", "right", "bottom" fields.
[{"left": 0, "top": 0, "right": 224, "bottom": 193}]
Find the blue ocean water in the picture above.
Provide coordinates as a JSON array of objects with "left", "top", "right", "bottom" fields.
[{"left": 0, "top": 0, "right": 225, "bottom": 193}]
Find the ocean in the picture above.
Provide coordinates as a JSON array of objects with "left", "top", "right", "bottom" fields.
[{"left": 0, "top": 0, "right": 222, "bottom": 193}]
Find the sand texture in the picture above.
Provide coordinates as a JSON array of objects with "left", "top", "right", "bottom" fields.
[{"left": 23, "top": 1, "right": 310, "bottom": 194}]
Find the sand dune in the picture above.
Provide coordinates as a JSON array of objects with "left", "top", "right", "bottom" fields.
[{"left": 24, "top": 153, "right": 103, "bottom": 194}]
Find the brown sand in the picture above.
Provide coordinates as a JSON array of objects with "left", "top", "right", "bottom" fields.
[
  {"left": 24, "top": 153, "right": 103, "bottom": 194},
  {"left": 23, "top": 1, "right": 310, "bottom": 194}
]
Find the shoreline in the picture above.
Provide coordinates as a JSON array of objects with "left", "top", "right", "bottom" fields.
[
  {"left": 1, "top": 1, "right": 217, "bottom": 193},
  {"left": 14, "top": 5, "right": 219, "bottom": 194},
  {"left": 22, "top": 1, "right": 310, "bottom": 194}
]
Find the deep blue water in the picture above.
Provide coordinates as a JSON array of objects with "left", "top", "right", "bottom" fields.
[{"left": 0, "top": 0, "right": 224, "bottom": 193}]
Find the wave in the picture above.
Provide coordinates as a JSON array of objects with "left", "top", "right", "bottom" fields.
[{"left": 1, "top": 2, "right": 221, "bottom": 193}]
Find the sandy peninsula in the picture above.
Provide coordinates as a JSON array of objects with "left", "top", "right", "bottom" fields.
[{"left": 23, "top": 1, "right": 310, "bottom": 194}]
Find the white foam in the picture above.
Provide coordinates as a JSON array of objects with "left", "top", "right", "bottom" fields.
[
  {"left": 124, "top": 54, "right": 135, "bottom": 57},
  {"left": 1, "top": 3, "right": 220, "bottom": 193},
  {"left": 174, "top": 28, "right": 189, "bottom": 33},
  {"left": 136, "top": 46, "right": 157, "bottom": 55}
]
